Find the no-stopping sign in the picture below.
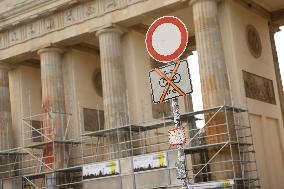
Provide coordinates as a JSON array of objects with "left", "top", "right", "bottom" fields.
[{"left": 145, "top": 16, "right": 188, "bottom": 63}]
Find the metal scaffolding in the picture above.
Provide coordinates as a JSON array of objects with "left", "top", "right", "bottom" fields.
[
  {"left": 0, "top": 112, "right": 83, "bottom": 188},
  {"left": 0, "top": 105, "right": 260, "bottom": 189}
]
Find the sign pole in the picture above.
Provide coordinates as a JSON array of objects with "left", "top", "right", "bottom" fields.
[
  {"left": 171, "top": 97, "right": 188, "bottom": 189},
  {"left": 145, "top": 16, "right": 191, "bottom": 188}
]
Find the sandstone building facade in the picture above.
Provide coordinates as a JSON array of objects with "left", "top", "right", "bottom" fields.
[{"left": 0, "top": 0, "right": 284, "bottom": 188}]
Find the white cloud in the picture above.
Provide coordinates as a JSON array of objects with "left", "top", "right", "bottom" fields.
[
  {"left": 187, "top": 52, "right": 205, "bottom": 128},
  {"left": 275, "top": 26, "right": 284, "bottom": 90}
]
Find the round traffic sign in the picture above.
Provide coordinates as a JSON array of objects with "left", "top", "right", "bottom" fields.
[{"left": 145, "top": 16, "right": 188, "bottom": 63}]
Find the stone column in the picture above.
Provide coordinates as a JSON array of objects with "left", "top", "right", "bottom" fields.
[
  {"left": 191, "top": 0, "right": 231, "bottom": 107},
  {"left": 96, "top": 27, "right": 129, "bottom": 159},
  {"left": 0, "top": 65, "right": 13, "bottom": 178},
  {"left": 0, "top": 65, "right": 13, "bottom": 151},
  {"left": 38, "top": 48, "right": 67, "bottom": 187},
  {"left": 269, "top": 24, "right": 284, "bottom": 127},
  {"left": 191, "top": 0, "right": 240, "bottom": 182}
]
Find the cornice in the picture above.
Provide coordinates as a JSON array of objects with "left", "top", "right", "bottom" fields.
[
  {"left": 0, "top": 0, "right": 145, "bottom": 50},
  {"left": 0, "top": 62, "right": 13, "bottom": 70},
  {"left": 0, "top": 0, "right": 81, "bottom": 30},
  {"left": 234, "top": 0, "right": 271, "bottom": 20},
  {"left": 268, "top": 22, "right": 281, "bottom": 34},
  {"left": 0, "top": 0, "right": 54, "bottom": 19}
]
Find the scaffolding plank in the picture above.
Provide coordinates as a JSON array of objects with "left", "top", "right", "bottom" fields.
[
  {"left": 81, "top": 106, "right": 246, "bottom": 138},
  {"left": 24, "top": 166, "right": 82, "bottom": 180},
  {"left": 81, "top": 125, "right": 142, "bottom": 137},
  {"left": 25, "top": 140, "right": 81, "bottom": 149},
  {"left": 0, "top": 151, "right": 28, "bottom": 155},
  {"left": 24, "top": 171, "right": 53, "bottom": 180},
  {"left": 81, "top": 121, "right": 176, "bottom": 137},
  {"left": 184, "top": 141, "right": 253, "bottom": 154},
  {"left": 56, "top": 165, "right": 82, "bottom": 172}
]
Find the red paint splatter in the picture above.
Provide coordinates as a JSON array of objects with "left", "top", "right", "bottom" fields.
[{"left": 42, "top": 96, "right": 54, "bottom": 169}]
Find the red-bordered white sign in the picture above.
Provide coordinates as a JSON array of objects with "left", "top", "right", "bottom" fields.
[{"left": 145, "top": 16, "right": 188, "bottom": 63}]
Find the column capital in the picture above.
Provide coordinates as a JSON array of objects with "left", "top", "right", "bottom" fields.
[
  {"left": 37, "top": 47, "right": 64, "bottom": 55},
  {"left": 0, "top": 62, "right": 13, "bottom": 71},
  {"left": 96, "top": 25, "right": 125, "bottom": 37},
  {"left": 269, "top": 23, "right": 281, "bottom": 35},
  {"left": 189, "top": 0, "right": 220, "bottom": 6}
]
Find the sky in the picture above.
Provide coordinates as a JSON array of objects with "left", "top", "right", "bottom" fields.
[
  {"left": 187, "top": 52, "right": 205, "bottom": 128},
  {"left": 275, "top": 26, "right": 284, "bottom": 90}
]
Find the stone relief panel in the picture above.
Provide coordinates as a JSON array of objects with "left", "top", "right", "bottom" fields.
[
  {"left": 127, "top": 0, "right": 141, "bottom": 4},
  {"left": 64, "top": 8, "right": 79, "bottom": 25},
  {"left": 0, "top": 0, "right": 144, "bottom": 49},
  {"left": 26, "top": 21, "right": 40, "bottom": 39},
  {"left": 84, "top": 1, "right": 96, "bottom": 17},
  {"left": 9, "top": 30, "right": 20, "bottom": 44},
  {"left": 105, "top": 0, "right": 118, "bottom": 11},
  {"left": 83, "top": 108, "right": 105, "bottom": 131},
  {"left": 44, "top": 17, "right": 56, "bottom": 31},
  {"left": 243, "top": 71, "right": 276, "bottom": 104},
  {"left": 93, "top": 69, "right": 103, "bottom": 97},
  {"left": 246, "top": 24, "right": 262, "bottom": 58}
]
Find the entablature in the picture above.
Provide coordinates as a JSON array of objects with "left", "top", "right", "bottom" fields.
[
  {"left": 0, "top": 0, "right": 82, "bottom": 30},
  {"left": 0, "top": 0, "right": 187, "bottom": 62}
]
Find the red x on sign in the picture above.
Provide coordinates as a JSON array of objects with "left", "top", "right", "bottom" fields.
[
  {"left": 149, "top": 60, "right": 193, "bottom": 103},
  {"left": 154, "top": 61, "right": 186, "bottom": 103}
]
